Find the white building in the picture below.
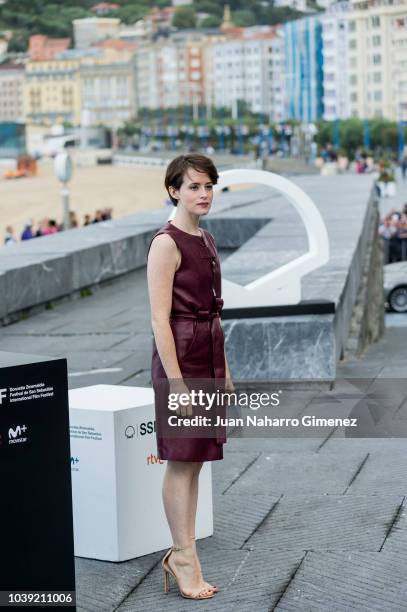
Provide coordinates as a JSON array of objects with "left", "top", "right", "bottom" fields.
[
  {"left": 273, "top": 0, "right": 307, "bottom": 11},
  {"left": 347, "top": 0, "right": 407, "bottom": 120},
  {"left": 136, "top": 30, "right": 224, "bottom": 111},
  {"left": 207, "top": 27, "right": 278, "bottom": 118},
  {"left": 391, "top": 14, "right": 407, "bottom": 122},
  {"left": 0, "top": 63, "right": 24, "bottom": 122},
  {"left": 322, "top": 1, "right": 351, "bottom": 120},
  {"left": 80, "top": 46, "right": 137, "bottom": 127},
  {"left": 73, "top": 18, "right": 121, "bottom": 49},
  {"left": 268, "top": 28, "right": 286, "bottom": 123}
]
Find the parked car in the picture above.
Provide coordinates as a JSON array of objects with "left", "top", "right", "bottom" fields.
[{"left": 384, "top": 262, "right": 407, "bottom": 312}]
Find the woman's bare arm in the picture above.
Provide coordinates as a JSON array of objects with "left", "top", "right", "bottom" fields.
[{"left": 147, "top": 233, "right": 182, "bottom": 380}]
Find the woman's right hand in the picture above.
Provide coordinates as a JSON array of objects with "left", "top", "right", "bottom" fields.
[{"left": 169, "top": 379, "right": 193, "bottom": 417}]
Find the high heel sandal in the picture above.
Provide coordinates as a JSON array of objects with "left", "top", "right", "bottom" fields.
[
  {"left": 190, "top": 536, "right": 219, "bottom": 593},
  {"left": 162, "top": 544, "right": 215, "bottom": 600}
]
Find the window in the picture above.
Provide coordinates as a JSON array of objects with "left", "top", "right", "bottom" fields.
[
  {"left": 349, "top": 39, "right": 357, "bottom": 50},
  {"left": 373, "top": 90, "right": 382, "bottom": 101},
  {"left": 351, "top": 92, "right": 357, "bottom": 102},
  {"left": 372, "top": 35, "right": 381, "bottom": 46},
  {"left": 373, "top": 72, "right": 381, "bottom": 84},
  {"left": 350, "top": 75, "right": 357, "bottom": 85},
  {"left": 372, "top": 54, "right": 381, "bottom": 65},
  {"left": 371, "top": 16, "right": 380, "bottom": 28}
]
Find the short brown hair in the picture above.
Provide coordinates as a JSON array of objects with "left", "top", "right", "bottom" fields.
[{"left": 164, "top": 154, "right": 219, "bottom": 206}]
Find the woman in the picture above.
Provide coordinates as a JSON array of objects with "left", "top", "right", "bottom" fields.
[{"left": 147, "top": 154, "right": 234, "bottom": 600}]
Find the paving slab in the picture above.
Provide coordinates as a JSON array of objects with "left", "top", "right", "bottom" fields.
[
  {"left": 199, "top": 492, "right": 280, "bottom": 551},
  {"left": 346, "top": 449, "right": 407, "bottom": 495},
  {"left": 247, "top": 495, "right": 402, "bottom": 551},
  {"left": 211, "top": 451, "right": 261, "bottom": 496},
  {"left": 74, "top": 552, "right": 162, "bottom": 612},
  {"left": 225, "top": 450, "right": 368, "bottom": 497},
  {"left": 116, "top": 548, "right": 304, "bottom": 612},
  {"left": 225, "top": 437, "right": 323, "bottom": 453},
  {"left": 382, "top": 499, "right": 407, "bottom": 554},
  {"left": 318, "top": 437, "right": 407, "bottom": 455},
  {"left": 274, "top": 550, "right": 407, "bottom": 612}
]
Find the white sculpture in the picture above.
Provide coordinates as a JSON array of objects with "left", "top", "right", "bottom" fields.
[{"left": 169, "top": 169, "right": 330, "bottom": 308}]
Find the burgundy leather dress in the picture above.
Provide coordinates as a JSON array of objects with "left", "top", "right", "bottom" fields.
[{"left": 149, "top": 221, "right": 226, "bottom": 462}]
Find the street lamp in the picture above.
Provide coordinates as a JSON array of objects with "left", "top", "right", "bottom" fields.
[{"left": 54, "top": 152, "right": 73, "bottom": 230}]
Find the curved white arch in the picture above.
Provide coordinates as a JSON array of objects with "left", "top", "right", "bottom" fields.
[{"left": 169, "top": 169, "right": 330, "bottom": 307}]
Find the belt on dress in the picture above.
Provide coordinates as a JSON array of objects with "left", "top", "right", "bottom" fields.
[
  {"left": 170, "top": 297, "right": 224, "bottom": 322},
  {"left": 170, "top": 297, "right": 226, "bottom": 444}
]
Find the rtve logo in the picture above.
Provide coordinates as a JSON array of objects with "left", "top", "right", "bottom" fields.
[
  {"left": 147, "top": 453, "right": 164, "bottom": 465},
  {"left": 0, "top": 388, "right": 7, "bottom": 405}
]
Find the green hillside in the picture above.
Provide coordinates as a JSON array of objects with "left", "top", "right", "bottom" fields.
[{"left": 0, "top": 0, "right": 305, "bottom": 52}]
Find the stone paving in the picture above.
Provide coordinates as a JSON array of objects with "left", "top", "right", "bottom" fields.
[{"left": 2, "top": 232, "right": 407, "bottom": 609}]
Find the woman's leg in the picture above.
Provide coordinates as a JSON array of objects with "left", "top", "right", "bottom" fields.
[
  {"left": 162, "top": 460, "right": 212, "bottom": 596},
  {"left": 188, "top": 465, "right": 219, "bottom": 591}
]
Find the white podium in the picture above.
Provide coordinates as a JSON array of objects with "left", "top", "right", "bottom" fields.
[{"left": 68, "top": 384, "right": 213, "bottom": 561}]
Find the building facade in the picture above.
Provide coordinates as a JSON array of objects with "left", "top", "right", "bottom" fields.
[
  {"left": 80, "top": 45, "right": 137, "bottom": 127},
  {"left": 347, "top": 0, "right": 407, "bottom": 120},
  {"left": 390, "top": 13, "right": 407, "bottom": 122},
  {"left": 28, "top": 35, "right": 71, "bottom": 61},
  {"left": 136, "top": 30, "right": 223, "bottom": 111},
  {"left": 283, "top": 16, "right": 324, "bottom": 121},
  {"left": 0, "top": 64, "right": 25, "bottom": 123},
  {"left": 268, "top": 27, "right": 286, "bottom": 122},
  {"left": 206, "top": 27, "right": 277, "bottom": 117},
  {"left": 24, "top": 58, "right": 82, "bottom": 126},
  {"left": 273, "top": 0, "right": 307, "bottom": 11},
  {"left": 322, "top": 1, "right": 351, "bottom": 120},
  {"left": 73, "top": 17, "right": 121, "bottom": 49}
]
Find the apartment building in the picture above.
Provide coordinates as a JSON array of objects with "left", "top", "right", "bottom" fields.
[
  {"left": 347, "top": 0, "right": 407, "bottom": 119},
  {"left": 322, "top": 1, "right": 351, "bottom": 120},
  {"left": 283, "top": 16, "right": 324, "bottom": 121},
  {"left": 136, "top": 29, "right": 224, "bottom": 110},
  {"left": 28, "top": 35, "right": 70, "bottom": 61},
  {"left": 24, "top": 57, "right": 82, "bottom": 126},
  {"left": 268, "top": 27, "right": 286, "bottom": 122},
  {"left": 80, "top": 44, "right": 137, "bottom": 126},
  {"left": 391, "top": 14, "right": 407, "bottom": 121},
  {"left": 206, "top": 27, "right": 277, "bottom": 117},
  {"left": 0, "top": 63, "right": 25, "bottom": 122},
  {"left": 73, "top": 17, "right": 121, "bottom": 49}
]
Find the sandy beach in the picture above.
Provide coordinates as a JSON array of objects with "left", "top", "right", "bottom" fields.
[{"left": 0, "top": 161, "right": 168, "bottom": 238}]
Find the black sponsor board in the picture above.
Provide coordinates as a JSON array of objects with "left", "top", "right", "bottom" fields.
[{"left": 0, "top": 352, "right": 76, "bottom": 610}]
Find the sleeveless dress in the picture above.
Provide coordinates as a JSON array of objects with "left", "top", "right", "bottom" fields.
[{"left": 148, "top": 221, "right": 227, "bottom": 461}]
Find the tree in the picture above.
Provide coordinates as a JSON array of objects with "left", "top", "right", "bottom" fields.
[
  {"left": 7, "top": 30, "right": 29, "bottom": 52},
  {"left": 199, "top": 15, "right": 222, "bottom": 27},
  {"left": 233, "top": 9, "right": 256, "bottom": 26},
  {"left": 193, "top": 0, "right": 223, "bottom": 17},
  {"left": 172, "top": 6, "right": 197, "bottom": 29}
]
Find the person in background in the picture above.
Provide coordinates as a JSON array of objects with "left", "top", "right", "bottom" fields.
[
  {"left": 48, "top": 219, "right": 58, "bottom": 234},
  {"left": 83, "top": 214, "right": 92, "bottom": 226},
  {"left": 21, "top": 221, "right": 34, "bottom": 241},
  {"left": 36, "top": 218, "right": 52, "bottom": 237},
  {"left": 69, "top": 211, "right": 79, "bottom": 228},
  {"left": 4, "top": 225, "right": 17, "bottom": 246},
  {"left": 101, "top": 207, "right": 112, "bottom": 221},
  {"left": 93, "top": 210, "right": 103, "bottom": 223},
  {"left": 400, "top": 155, "right": 407, "bottom": 181}
]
